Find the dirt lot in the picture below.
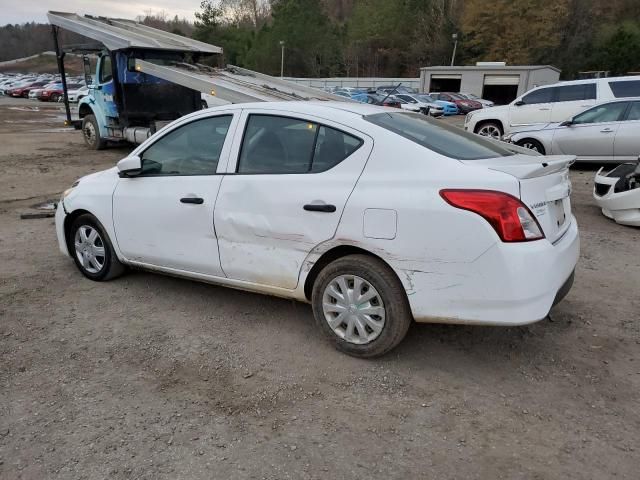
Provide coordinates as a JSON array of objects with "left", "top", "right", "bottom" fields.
[{"left": 0, "top": 97, "right": 639, "bottom": 480}]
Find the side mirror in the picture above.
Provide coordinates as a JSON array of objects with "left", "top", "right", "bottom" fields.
[
  {"left": 117, "top": 155, "right": 142, "bottom": 177},
  {"left": 559, "top": 119, "right": 573, "bottom": 127},
  {"left": 514, "top": 100, "right": 525, "bottom": 106}
]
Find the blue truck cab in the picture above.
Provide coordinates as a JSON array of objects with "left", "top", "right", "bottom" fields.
[{"left": 77, "top": 50, "right": 201, "bottom": 149}]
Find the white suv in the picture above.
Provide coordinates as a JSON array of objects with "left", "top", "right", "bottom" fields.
[{"left": 465, "top": 76, "right": 640, "bottom": 138}]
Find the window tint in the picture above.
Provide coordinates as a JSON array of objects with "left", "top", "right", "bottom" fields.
[
  {"left": 522, "top": 87, "right": 554, "bottom": 104},
  {"left": 556, "top": 83, "right": 596, "bottom": 102},
  {"left": 364, "top": 112, "right": 513, "bottom": 160},
  {"left": 140, "top": 115, "right": 232, "bottom": 176},
  {"left": 609, "top": 80, "right": 640, "bottom": 98},
  {"left": 573, "top": 102, "right": 627, "bottom": 124},
  {"left": 99, "top": 55, "right": 112, "bottom": 83},
  {"left": 238, "top": 115, "right": 362, "bottom": 174},
  {"left": 625, "top": 102, "right": 640, "bottom": 121}
]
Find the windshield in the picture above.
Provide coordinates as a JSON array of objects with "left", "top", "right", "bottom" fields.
[
  {"left": 448, "top": 93, "right": 466, "bottom": 100},
  {"left": 416, "top": 94, "right": 435, "bottom": 103},
  {"left": 364, "top": 112, "right": 514, "bottom": 160}
]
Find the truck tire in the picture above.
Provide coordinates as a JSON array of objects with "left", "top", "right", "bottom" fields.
[
  {"left": 82, "top": 114, "right": 106, "bottom": 150},
  {"left": 311, "top": 254, "right": 413, "bottom": 358}
]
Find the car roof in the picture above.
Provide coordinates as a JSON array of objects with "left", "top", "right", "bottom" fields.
[{"left": 210, "top": 101, "right": 389, "bottom": 119}]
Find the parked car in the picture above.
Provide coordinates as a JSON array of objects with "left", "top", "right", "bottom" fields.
[
  {"left": 465, "top": 76, "right": 640, "bottom": 138},
  {"left": 430, "top": 92, "right": 483, "bottom": 114},
  {"left": 66, "top": 85, "right": 90, "bottom": 103},
  {"left": 593, "top": 159, "right": 640, "bottom": 226},
  {"left": 459, "top": 92, "right": 494, "bottom": 108},
  {"left": 38, "top": 83, "right": 83, "bottom": 102},
  {"left": 393, "top": 93, "right": 444, "bottom": 117},
  {"left": 505, "top": 99, "right": 640, "bottom": 161},
  {"left": 359, "top": 93, "right": 402, "bottom": 108},
  {"left": 7, "top": 80, "right": 48, "bottom": 98},
  {"left": 56, "top": 102, "right": 578, "bottom": 358},
  {"left": 29, "top": 82, "right": 60, "bottom": 100},
  {"left": 376, "top": 85, "right": 417, "bottom": 95}
]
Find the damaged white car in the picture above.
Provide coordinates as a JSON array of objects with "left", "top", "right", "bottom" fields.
[
  {"left": 594, "top": 159, "right": 640, "bottom": 226},
  {"left": 56, "top": 102, "right": 579, "bottom": 358}
]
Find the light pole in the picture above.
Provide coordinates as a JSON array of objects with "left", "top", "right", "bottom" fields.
[
  {"left": 450, "top": 33, "right": 458, "bottom": 66},
  {"left": 279, "top": 40, "right": 285, "bottom": 78}
]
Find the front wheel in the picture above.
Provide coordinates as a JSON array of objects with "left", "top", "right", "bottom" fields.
[
  {"left": 50, "top": 93, "right": 60, "bottom": 102},
  {"left": 515, "top": 138, "right": 546, "bottom": 154},
  {"left": 311, "top": 254, "right": 412, "bottom": 358},
  {"left": 82, "top": 114, "right": 106, "bottom": 150},
  {"left": 70, "top": 214, "right": 125, "bottom": 281},
  {"left": 475, "top": 121, "right": 503, "bottom": 139}
]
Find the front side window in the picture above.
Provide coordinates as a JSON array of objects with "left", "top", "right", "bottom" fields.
[
  {"left": 572, "top": 102, "right": 627, "bottom": 124},
  {"left": 140, "top": 115, "right": 232, "bottom": 176},
  {"left": 521, "top": 87, "right": 554, "bottom": 104},
  {"left": 556, "top": 83, "right": 596, "bottom": 102},
  {"left": 609, "top": 80, "right": 640, "bottom": 98},
  {"left": 398, "top": 95, "right": 416, "bottom": 103},
  {"left": 237, "top": 115, "right": 363, "bottom": 174},
  {"left": 99, "top": 55, "right": 112, "bottom": 83},
  {"left": 364, "top": 112, "right": 513, "bottom": 160}
]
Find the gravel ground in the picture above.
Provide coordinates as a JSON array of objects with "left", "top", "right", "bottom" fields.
[{"left": 0, "top": 98, "right": 639, "bottom": 479}]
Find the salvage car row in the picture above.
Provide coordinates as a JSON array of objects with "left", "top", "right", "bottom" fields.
[{"left": 0, "top": 73, "right": 87, "bottom": 102}]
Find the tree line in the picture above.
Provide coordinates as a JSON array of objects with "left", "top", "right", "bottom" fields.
[{"left": 1, "top": 0, "right": 639, "bottom": 78}]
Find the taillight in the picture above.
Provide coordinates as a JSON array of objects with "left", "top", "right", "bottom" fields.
[{"left": 440, "top": 189, "right": 544, "bottom": 242}]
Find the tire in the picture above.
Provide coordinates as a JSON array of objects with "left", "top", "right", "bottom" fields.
[
  {"left": 50, "top": 93, "right": 60, "bottom": 102},
  {"left": 69, "top": 214, "right": 125, "bottom": 281},
  {"left": 475, "top": 121, "right": 503, "bottom": 139},
  {"left": 311, "top": 254, "right": 412, "bottom": 358},
  {"left": 515, "top": 138, "right": 546, "bottom": 154},
  {"left": 82, "top": 114, "right": 106, "bottom": 150}
]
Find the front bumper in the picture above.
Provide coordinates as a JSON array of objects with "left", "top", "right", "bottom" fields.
[
  {"left": 402, "top": 217, "right": 580, "bottom": 325},
  {"left": 593, "top": 167, "right": 640, "bottom": 226}
]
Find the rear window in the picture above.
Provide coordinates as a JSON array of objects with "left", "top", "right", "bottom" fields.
[
  {"left": 609, "top": 80, "right": 640, "bottom": 98},
  {"left": 364, "top": 112, "right": 514, "bottom": 160}
]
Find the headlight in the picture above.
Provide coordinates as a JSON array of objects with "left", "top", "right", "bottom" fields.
[
  {"left": 61, "top": 180, "right": 80, "bottom": 200},
  {"left": 502, "top": 134, "right": 514, "bottom": 142}
]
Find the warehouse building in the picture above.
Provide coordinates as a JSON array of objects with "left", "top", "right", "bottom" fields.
[{"left": 420, "top": 63, "right": 561, "bottom": 105}]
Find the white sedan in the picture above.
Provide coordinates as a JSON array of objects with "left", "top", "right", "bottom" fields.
[{"left": 55, "top": 102, "right": 579, "bottom": 357}]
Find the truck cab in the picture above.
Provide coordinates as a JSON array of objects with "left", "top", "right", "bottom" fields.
[{"left": 78, "top": 50, "right": 201, "bottom": 149}]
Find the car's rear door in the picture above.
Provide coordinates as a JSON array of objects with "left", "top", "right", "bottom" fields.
[
  {"left": 214, "top": 110, "right": 373, "bottom": 289},
  {"left": 551, "top": 102, "right": 628, "bottom": 161},
  {"left": 550, "top": 83, "right": 597, "bottom": 122},
  {"left": 613, "top": 101, "right": 640, "bottom": 162},
  {"left": 112, "top": 111, "right": 239, "bottom": 276}
]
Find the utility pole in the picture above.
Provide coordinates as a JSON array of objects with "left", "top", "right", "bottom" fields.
[
  {"left": 279, "top": 40, "right": 285, "bottom": 78},
  {"left": 450, "top": 33, "right": 458, "bottom": 66}
]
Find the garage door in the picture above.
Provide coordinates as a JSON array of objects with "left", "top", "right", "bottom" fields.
[{"left": 484, "top": 75, "right": 520, "bottom": 86}]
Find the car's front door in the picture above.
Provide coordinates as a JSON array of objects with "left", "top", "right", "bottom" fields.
[
  {"left": 509, "top": 86, "right": 555, "bottom": 127},
  {"left": 214, "top": 111, "right": 373, "bottom": 289},
  {"left": 551, "top": 102, "right": 628, "bottom": 160},
  {"left": 614, "top": 101, "right": 640, "bottom": 162},
  {"left": 112, "top": 112, "right": 238, "bottom": 275}
]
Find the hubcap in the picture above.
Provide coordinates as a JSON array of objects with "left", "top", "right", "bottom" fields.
[
  {"left": 322, "top": 275, "right": 386, "bottom": 345},
  {"left": 478, "top": 124, "right": 501, "bottom": 139},
  {"left": 84, "top": 122, "right": 96, "bottom": 144},
  {"left": 74, "top": 225, "right": 106, "bottom": 274}
]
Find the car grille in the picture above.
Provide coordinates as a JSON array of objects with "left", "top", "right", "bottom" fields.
[{"left": 594, "top": 183, "right": 610, "bottom": 197}]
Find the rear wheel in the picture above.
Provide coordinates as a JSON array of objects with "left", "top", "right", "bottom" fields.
[
  {"left": 516, "top": 138, "right": 546, "bottom": 154},
  {"left": 82, "top": 114, "right": 106, "bottom": 150},
  {"left": 70, "top": 214, "right": 125, "bottom": 281},
  {"left": 475, "top": 121, "right": 503, "bottom": 139},
  {"left": 311, "top": 254, "right": 412, "bottom": 358}
]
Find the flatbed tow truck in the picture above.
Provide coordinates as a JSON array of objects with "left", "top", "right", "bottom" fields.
[{"left": 47, "top": 11, "right": 347, "bottom": 149}]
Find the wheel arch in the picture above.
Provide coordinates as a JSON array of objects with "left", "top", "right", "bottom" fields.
[
  {"left": 302, "top": 244, "right": 402, "bottom": 301},
  {"left": 474, "top": 119, "right": 504, "bottom": 134},
  {"left": 63, "top": 209, "right": 93, "bottom": 255},
  {"left": 78, "top": 102, "right": 94, "bottom": 119},
  {"left": 515, "top": 137, "right": 546, "bottom": 155}
]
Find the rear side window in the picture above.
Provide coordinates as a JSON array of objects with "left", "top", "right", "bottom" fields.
[
  {"left": 609, "top": 80, "right": 640, "bottom": 98},
  {"left": 522, "top": 87, "right": 554, "bottom": 104},
  {"left": 364, "top": 112, "right": 513, "bottom": 160},
  {"left": 625, "top": 102, "right": 640, "bottom": 121},
  {"left": 237, "top": 115, "right": 363, "bottom": 174},
  {"left": 556, "top": 83, "right": 596, "bottom": 101}
]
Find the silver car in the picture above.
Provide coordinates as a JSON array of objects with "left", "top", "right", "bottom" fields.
[{"left": 506, "top": 100, "right": 640, "bottom": 162}]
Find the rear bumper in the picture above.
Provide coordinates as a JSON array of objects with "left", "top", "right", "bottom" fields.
[{"left": 402, "top": 217, "right": 579, "bottom": 326}]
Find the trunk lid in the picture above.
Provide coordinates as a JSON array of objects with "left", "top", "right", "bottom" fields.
[{"left": 463, "top": 154, "right": 575, "bottom": 243}]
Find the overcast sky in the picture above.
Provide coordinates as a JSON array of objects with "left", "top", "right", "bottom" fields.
[{"left": 1, "top": 0, "right": 203, "bottom": 25}]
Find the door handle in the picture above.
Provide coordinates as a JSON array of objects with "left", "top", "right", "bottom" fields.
[
  {"left": 180, "top": 197, "right": 204, "bottom": 204},
  {"left": 538, "top": 108, "right": 550, "bottom": 111},
  {"left": 304, "top": 203, "right": 336, "bottom": 213},
  {"left": 600, "top": 128, "right": 614, "bottom": 133}
]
